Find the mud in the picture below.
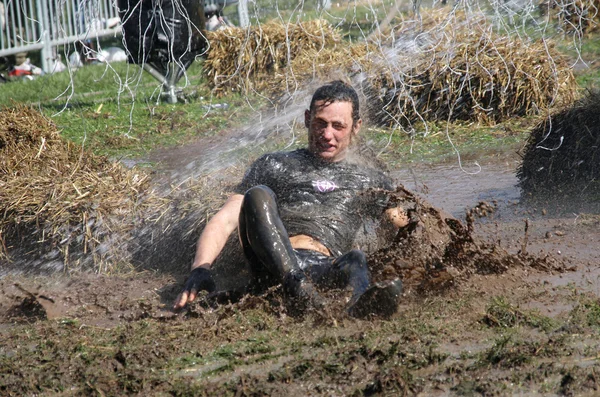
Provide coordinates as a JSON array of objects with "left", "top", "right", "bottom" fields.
[
  {"left": 368, "top": 186, "right": 567, "bottom": 295},
  {"left": 0, "top": 273, "right": 178, "bottom": 328},
  {"left": 2, "top": 146, "right": 600, "bottom": 396}
]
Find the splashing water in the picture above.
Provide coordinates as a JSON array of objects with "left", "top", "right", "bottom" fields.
[{"left": 1, "top": 0, "right": 592, "bottom": 276}]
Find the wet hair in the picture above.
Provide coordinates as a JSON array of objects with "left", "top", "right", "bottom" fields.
[{"left": 309, "top": 80, "right": 360, "bottom": 124}]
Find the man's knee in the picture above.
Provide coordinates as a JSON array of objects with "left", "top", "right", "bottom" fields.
[
  {"left": 243, "top": 185, "right": 276, "bottom": 209},
  {"left": 338, "top": 249, "right": 367, "bottom": 271},
  {"left": 320, "top": 249, "right": 368, "bottom": 290}
]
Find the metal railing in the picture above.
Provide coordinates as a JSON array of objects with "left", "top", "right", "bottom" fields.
[
  {"left": 0, "top": 0, "right": 121, "bottom": 72},
  {"left": 0, "top": 0, "right": 251, "bottom": 73}
]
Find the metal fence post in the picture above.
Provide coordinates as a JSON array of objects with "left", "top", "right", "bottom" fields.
[
  {"left": 319, "top": 0, "right": 331, "bottom": 10},
  {"left": 238, "top": 0, "right": 249, "bottom": 27},
  {"left": 36, "top": 0, "right": 52, "bottom": 72}
]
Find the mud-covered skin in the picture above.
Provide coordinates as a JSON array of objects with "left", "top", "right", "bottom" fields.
[{"left": 235, "top": 148, "right": 394, "bottom": 256}]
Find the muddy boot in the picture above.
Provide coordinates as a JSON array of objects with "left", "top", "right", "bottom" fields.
[
  {"left": 347, "top": 279, "right": 403, "bottom": 319},
  {"left": 283, "top": 270, "right": 325, "bottom": 315}
]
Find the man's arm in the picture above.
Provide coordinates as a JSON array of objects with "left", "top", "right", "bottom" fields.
[{"left": 173, "top": 194, "right": 244, "bottom": 309}]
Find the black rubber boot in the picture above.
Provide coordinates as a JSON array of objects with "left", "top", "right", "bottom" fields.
[
  {"left": 347, "top": 278, "right": 403, "bottom": 319},
  {"left": 283, "top": 270, "right": 325, "bottom": 314}
]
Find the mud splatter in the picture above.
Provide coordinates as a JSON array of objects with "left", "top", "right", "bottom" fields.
[{"left": 368, "top": 187, "right": 567, "bottom": 294}]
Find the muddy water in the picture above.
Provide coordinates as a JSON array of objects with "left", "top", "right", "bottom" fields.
[
  {"left": 391, "top": 153, "right": 600, "bottom": 295},
  {"left": 391, "top": 155, "right": 521, "bottom": 219}
]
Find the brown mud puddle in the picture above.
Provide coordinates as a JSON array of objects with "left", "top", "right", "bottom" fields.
[
  {"left": 0, "top": 273, "right": 180, "bottom": 328},
  {"left": 2, "top": 149, "right": 600, "bottom": 396},
  {"left": 394, "top": 154, "right": 600, "bottom": 287}
]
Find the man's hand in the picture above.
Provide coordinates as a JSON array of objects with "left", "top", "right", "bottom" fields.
[
  {"left": 385, "top": 206, "right": 409, "bottom": 228},
  {"left": 173, "top": 267, "right": 216, "bottom": 310},
  {"left": 173, "top": 195, "right": 242, "bottom": 310}
]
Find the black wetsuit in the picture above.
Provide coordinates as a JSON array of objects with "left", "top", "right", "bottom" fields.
[{"left": 235, "top": 148, "right": 394, "bottom": 299}]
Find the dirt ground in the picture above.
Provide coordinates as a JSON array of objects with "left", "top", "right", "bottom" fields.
[{"left": 2, "top": 149, "right": 600, "bottom": 396}]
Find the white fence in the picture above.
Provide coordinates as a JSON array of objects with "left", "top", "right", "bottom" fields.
[{"left": 0, "top": 0, "right": 121, "bottom": 72}]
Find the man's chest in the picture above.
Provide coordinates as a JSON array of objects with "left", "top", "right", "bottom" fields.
[{"left": 268, "top": 167, "right": 372, "bottom": 206}]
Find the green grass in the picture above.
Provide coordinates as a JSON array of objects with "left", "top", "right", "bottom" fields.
[
  {"left": 1, "top": 61, "right": 262, "bottom": 159},
  {"left": 364, "top": 120, "right": 530, "bottom": 167},
  {"left": 482, "top": 296, "right": 556, "bottom": 331},
  {"left": 52, "top": 94, "right": 252, "bottom": 159},
  {"left": 575, "top": 39, "right": 600, "bottom": 89},
  {"left": 567, "top": 297, "right": 600, "bottom": 330},
  {"left": 556, "top": 32, "right": 600, "bottom": 89},
  {"left": 577, "top": 69, "right": 600, "bottom": 89},
  {"left": 0, "top": 61, "right": 158, "bottom": 106}
]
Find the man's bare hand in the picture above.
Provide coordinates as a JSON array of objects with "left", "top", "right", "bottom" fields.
[
  {"left": 385, "top": 207, "right": 409, "bottom": 228},
  {"left": 173, "top": 267, "right": 216, "bottom": 310}
]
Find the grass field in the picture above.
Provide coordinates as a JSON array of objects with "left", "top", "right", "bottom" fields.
[{"left": 0, "top": 61, "right": 265, "bottom": 159}]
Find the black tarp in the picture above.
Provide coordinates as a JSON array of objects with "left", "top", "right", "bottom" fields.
[{"left": 117, "top": 0, "right": 207, "bottom": 75}]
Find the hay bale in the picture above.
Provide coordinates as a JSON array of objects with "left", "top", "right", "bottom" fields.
[
  {"left": 270, "top": 43, "right": 369, "bottom": 92},
  {"left": 203, "top": 20, "right": 341, "bottom": 95},
  {"left": 540, "top": 0, "right": 600, "bottom": 35},
  {"left": 0, "top": 106, "right": 154, "bottom": 273},
  {"left": 363, "top": 9, "right": 578, "bottom": 127},
  {"left": 205, "top": 10, "right": 577, "bottom": 126},
  {"left": 517, "top": 89, "right": 600, "bottom": 196}
]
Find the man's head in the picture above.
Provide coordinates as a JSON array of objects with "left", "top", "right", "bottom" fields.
[{"left": 305, "top": 80, "right": 362, "bottom": 162}]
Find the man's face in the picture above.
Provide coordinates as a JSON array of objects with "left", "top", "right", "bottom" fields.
[{"left": 305, "top": 100, "right": 361, "bottom": 162}]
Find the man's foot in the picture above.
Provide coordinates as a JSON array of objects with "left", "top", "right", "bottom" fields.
[
  {"left": 283, "top": 270, "right": 325, "bottom": 314},
  {"left": 347, "top": 279, "right": 403, "bottom": 319}
]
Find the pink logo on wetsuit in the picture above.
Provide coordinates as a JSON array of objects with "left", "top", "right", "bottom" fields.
[{"left": 312, "top": 180, "right": 338, "bottom": 193}]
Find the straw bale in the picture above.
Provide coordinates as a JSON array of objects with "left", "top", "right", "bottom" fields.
[
  {"left": 517, "top": 89, "right": 600, "bottom": 196},
  {"left": 203, "top": 20, "right": 341, "bottom": 95},
  {"left": 0, "top": 106, "right": 154, "bottom": 272},
  {"left": 540, "top": 0, "right": 600, "bottom": 35},
  {"left": 363, "top": 9, "right": 578, "bottom": 126},
  {"left": 268, "top": 43, "right": 370, "bottom": 92},
  {"left": 204, "top": 11, "right": 576, "bottom": 126}
]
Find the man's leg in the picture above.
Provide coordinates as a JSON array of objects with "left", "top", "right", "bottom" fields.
[
  {"left": 238, "top": 185, "right": 297, "bottom": 282},
  {"left": 308, "top": 249, "right": 403, "bottom": 318},
  {"left": 238, "top": 185, "right": 323, "bottom": 309},
  {"left": 308, "top": 249, "right": 370, "bottom": 299}
]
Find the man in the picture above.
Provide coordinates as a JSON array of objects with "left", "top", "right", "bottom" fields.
[{"left": 174, "top": 80, "right": 408, "bottom": 317}]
